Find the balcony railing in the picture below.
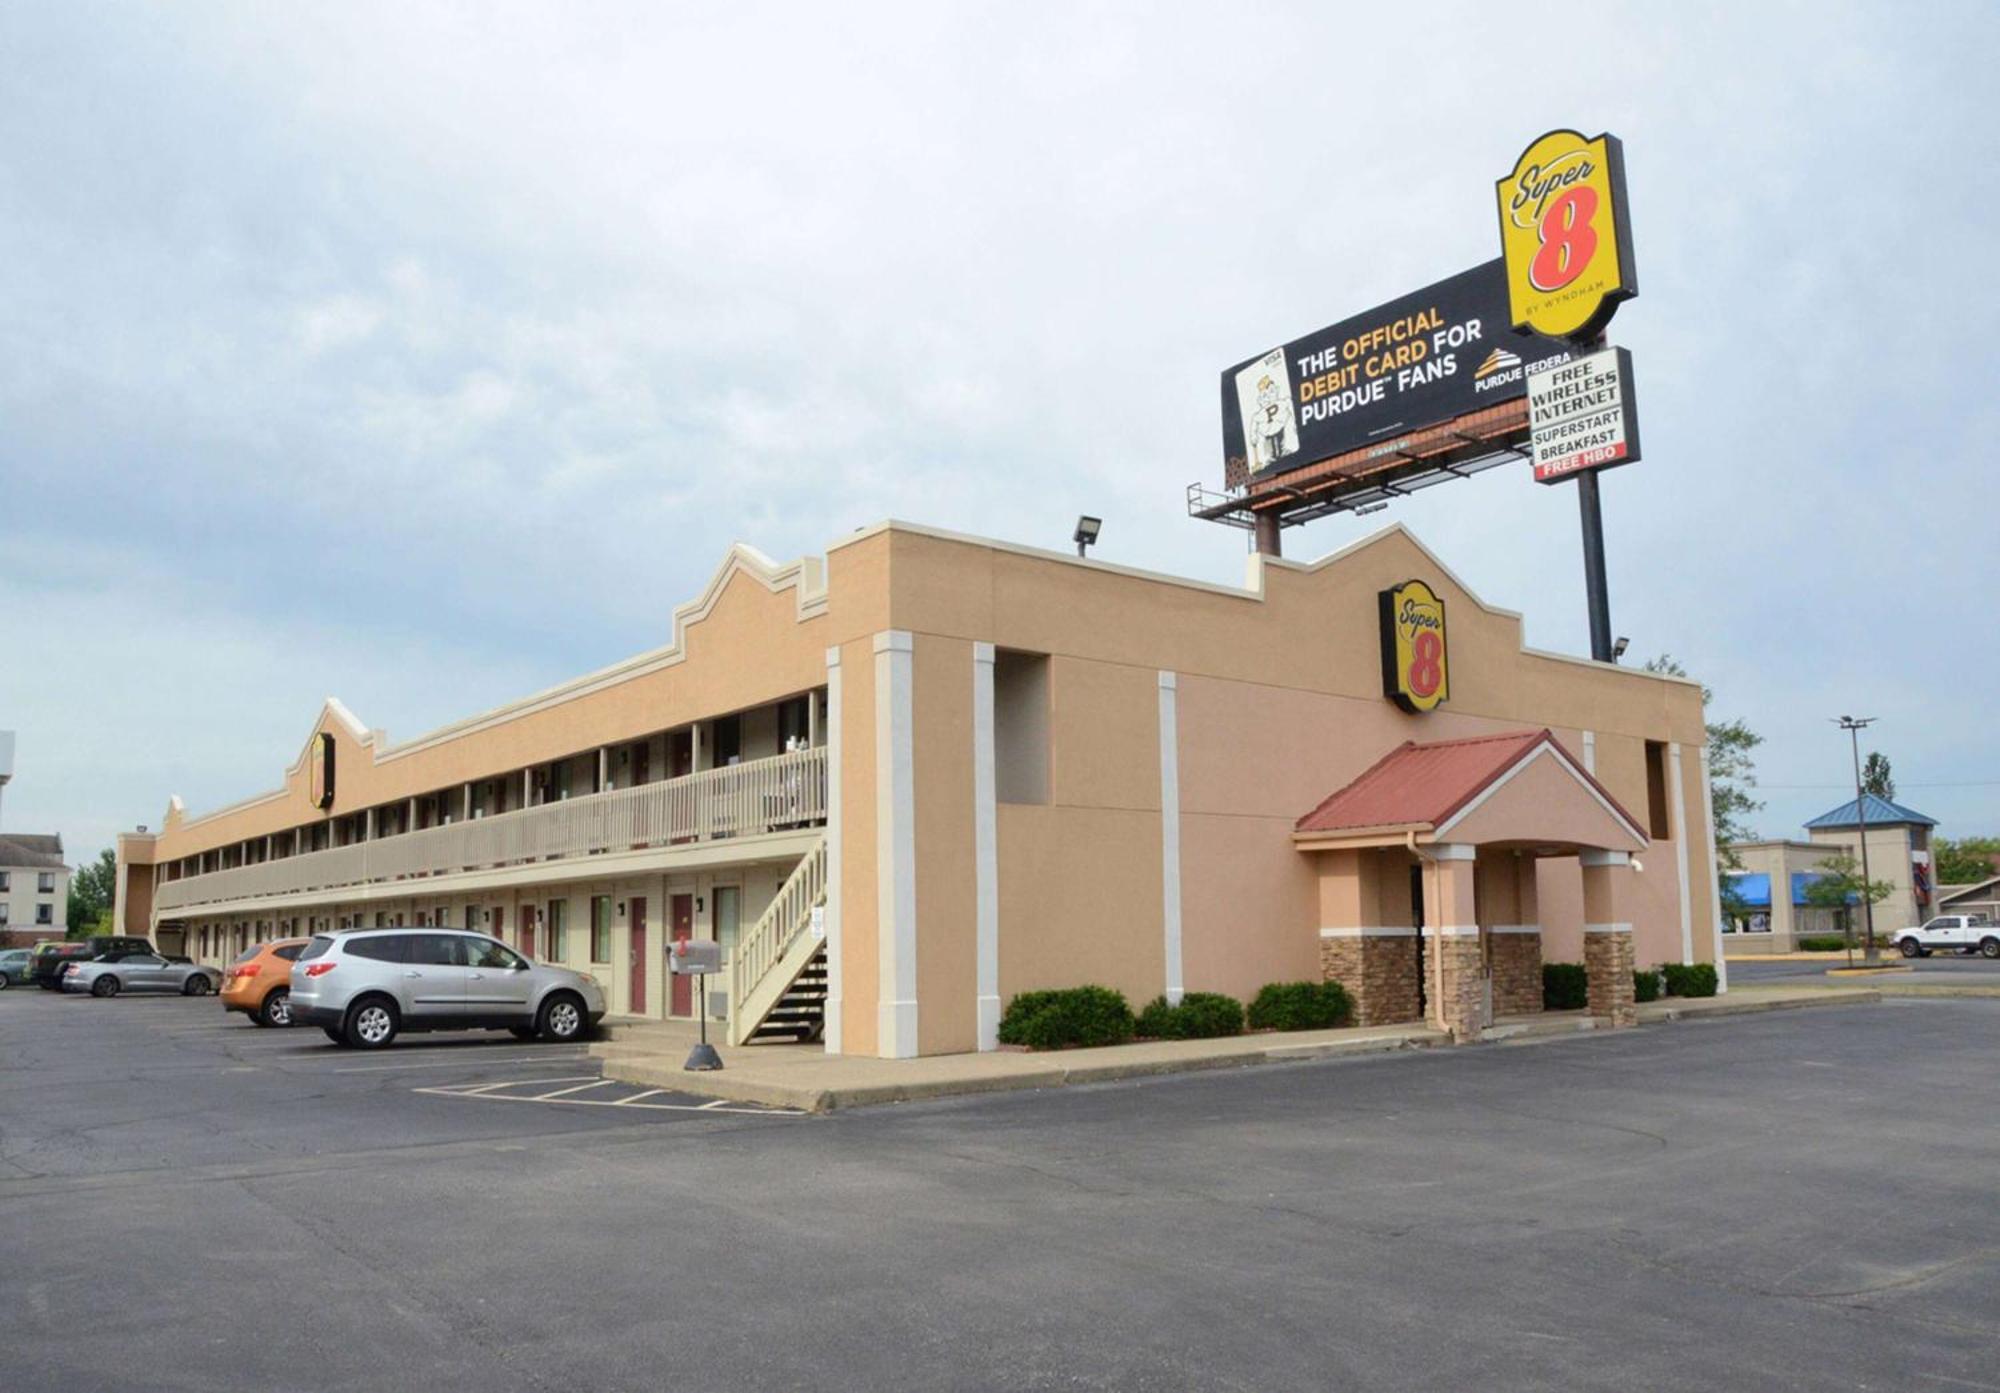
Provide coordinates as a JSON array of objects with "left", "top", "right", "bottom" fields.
[{"left": 155, "top": 747, "right": 827, "bottom": 915}]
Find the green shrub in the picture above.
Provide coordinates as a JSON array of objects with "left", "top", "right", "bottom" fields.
[
  {"left": 996, "top": 986, "right": 1135, "bottom": 1050},
  {"left": 1632, "top": 967, "right": 1662, "bottom": 1003},
  {"left": 1136, "top": 992, "right": 1245, "bottom": 1040},
  {"left": 1661, "top": 962, "right": 1719, "bottom": 998},
  {"left": 1797, "top": 935, "right": 1849, "bottom": 953},
  {"left": 1543, "top": 962, "right": 1589, "bottom": 1010},
  {"left": 1245, "top": 981, "right": 1354, "bottom": 1032}
]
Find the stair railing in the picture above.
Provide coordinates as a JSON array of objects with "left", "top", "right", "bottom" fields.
[{"left": 729, "top": 838, "right": 827, "bottom": 1022}]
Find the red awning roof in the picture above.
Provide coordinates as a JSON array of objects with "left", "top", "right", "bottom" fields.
[{"left": 1295, "top": 729, "right": 1637, "bottom": 837}]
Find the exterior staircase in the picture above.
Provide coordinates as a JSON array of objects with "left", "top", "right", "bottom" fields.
[{"left": 728, "top": 838, "right": 828, "bottom": 1046}]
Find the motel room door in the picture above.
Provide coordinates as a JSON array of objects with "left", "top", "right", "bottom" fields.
[
  {"left": 669, "top": 893, "right": 695, "bottom": 1016},
  {"left": 628, "top": 896, "right": 648, "bottom": 1015},
  {"left": 519, "top": 903, "right": 537, "bottom": 960}
]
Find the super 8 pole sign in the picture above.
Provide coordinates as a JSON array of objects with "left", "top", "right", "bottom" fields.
[
  {"left": 1496, "top": 130, "right": 1636, "bottom": 341},
  {"left": 1379, "top": 580, "right": 1449, "bottom": 714}
]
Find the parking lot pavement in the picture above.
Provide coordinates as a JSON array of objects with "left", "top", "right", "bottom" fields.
[
  {"left": 5, "top": 990, "right": 2000, "bottom": 1391},
  {"left": 0, "top": 989, "right": 793, "bottom": 1182},
  {"left": 1730, "top": 954, "right": 2000, "bottom": 983}
]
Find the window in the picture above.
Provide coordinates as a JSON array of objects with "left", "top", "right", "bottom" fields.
[
  {"left": 778, "top": 696, "right": 811, "bottom": 752},
  {"left": 0, "top": 904, "right": 8, "bottom": 926},
  {"left": 547, "top": 899, "right": 568, "bottom": 960},
  {"left": 715, "top": 885, "right": 741, "bottom": 961},
  {"left": 36, "top": 904, "right": 52, "bottom": 925},
  {"left": 994, "top": 650, "right": 1051, "bottom": 804},
  {"left": 1643, "top": 740, "right": 1672, "bottom": 841},
  {"left": 407, "top": 935, "right": 463, "bottom": 966},
  {"left": 38, "top": 872, "right": 54, "bottom": 894},
  {"left": 464, "top": 905, "right": 478, "bottom": 932},
  {"left": 590, "top": 896, "right": 612, "bottom": 962},
  {"left": 466, "top": 938, "right": 525, "bottom": 971},
  {"left": 714, "top": 715, "right": 742, "bottom": 765},
  {"left": 298, "top": 935, "right": 334, "bottom": 962},
  {"left": 0, "top": 871, "right": 9, "bottom": 891},
  {"left": 347, "top": 935, "right": 409, "bottom": 963},
  {"left": 274, "top": 943, "right": 304, "bottom": 962}
]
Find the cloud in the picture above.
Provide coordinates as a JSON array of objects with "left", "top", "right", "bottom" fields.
[{"left": 0, "top": 0, "right": 1994, "bottom": 857}]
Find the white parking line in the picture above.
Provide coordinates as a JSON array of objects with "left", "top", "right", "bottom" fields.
[
  {"left": 532, "top": 1080, "right": 616, "bottom": 1100},
  {"left": 410, "top": 1083, "right": 801, "bottom": 1117},
  {"left": 611, "top": 1089, "right": 669, "bottom": 1106},
  {"left": 325, "top": 1052, "right": 588, "bottom": 1074}
]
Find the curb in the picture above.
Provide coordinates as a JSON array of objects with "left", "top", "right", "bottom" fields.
[
  {"left": 1639, "top": 989, "right": 1881, "bottom": 1022},
  {"left": 599, "top": 1029, "right": 1446, "bottom": 1113},
  {"left": 596, "top": 990, "right": 1887, "bottom": 1113}
]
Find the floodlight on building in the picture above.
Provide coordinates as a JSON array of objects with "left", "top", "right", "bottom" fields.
[
  {"left": 1611, "top": 636, "right": 1629, "bottom": 662},
  {"left": 1073, "top": 515, "right": 1102, "bottom": 557}
]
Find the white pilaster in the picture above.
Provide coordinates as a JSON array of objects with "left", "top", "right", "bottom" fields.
[
  {"left": 1699, "top": 745, "right": 1729, "bottom": 993},
  {"left": 1158, "top": 671, "right": 1184, "bottom": 1005},
  {"left": 972, "top": 643, "right": 1000, "bottom": 1049},
  {"left": 874, "top": 630, "right": 919, "bottom": 1058},
  {"left": 1668, "top": 742, "right": 1694, "bottom": 965},
  {"left": 1582, "top": 730, "right": 1597, "bottom": 775},
  {"left": 822, "top": 645, "right": 845, "bottom": 1053}
]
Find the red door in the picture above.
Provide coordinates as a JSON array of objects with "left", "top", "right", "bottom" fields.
[
  {"left": 670, "top": 894, "right": 695, "bottom": 1016},
  {"left": 628, "top": 896, "right": 648, "bottom": 1014},
  {"left": 491, "top": 905, "right": 505, "bottom": 948},
  {"left": 520, "top": 904, "right": 537, "bottom": 960}
]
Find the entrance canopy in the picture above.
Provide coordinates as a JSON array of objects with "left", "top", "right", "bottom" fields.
[{"left": 1292, "top": 729, "right": 1646, "bottom": 855}]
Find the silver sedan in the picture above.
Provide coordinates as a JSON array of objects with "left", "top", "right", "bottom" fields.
[{"left": 62, "top": 955, "right": 223, "bottom": 999}]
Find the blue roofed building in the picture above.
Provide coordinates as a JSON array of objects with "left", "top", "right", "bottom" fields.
[{"left": 1723, "top": 793, "right": 1939, "bottom": 953}]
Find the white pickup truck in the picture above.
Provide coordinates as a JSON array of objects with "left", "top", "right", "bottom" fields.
[{"left": 1892, "top": 915, "right": 1999, "bottom": 959}]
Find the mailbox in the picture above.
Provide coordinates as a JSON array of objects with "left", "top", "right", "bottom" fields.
[{"left": 669, "top": 939, "right": 723, "bottom": 976}]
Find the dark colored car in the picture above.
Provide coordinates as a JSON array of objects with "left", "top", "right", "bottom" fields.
[
  {"left": 30, "top": 943, "right": 95, "bottom": 989},
  {"left": 29, "top": 936, "right": 158, "bottom": 990}
]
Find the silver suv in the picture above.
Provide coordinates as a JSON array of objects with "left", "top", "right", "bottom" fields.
[{"left": 289, "top": 929, "right": 606, "bottom": 1049}]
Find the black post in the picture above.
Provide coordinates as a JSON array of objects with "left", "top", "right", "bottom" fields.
[
  {"left": 1849, "top": 725, "right": 1878, "bottom": 966},
  {"left": 1577, "top": 470, "right": 1614, "bottom": 662}
]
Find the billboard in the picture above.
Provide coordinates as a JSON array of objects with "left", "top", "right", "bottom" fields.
[
  {"left": 1496, "top": 129, "right": 1637, "bottom": 341},
  {"left": 1527, "top": 346, "right": 1639, "bottom": 483},
  {"left": 1220, "top": 260, "right": 1575, "bottom": 483}
]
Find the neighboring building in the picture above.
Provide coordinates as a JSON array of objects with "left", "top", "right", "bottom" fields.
[
  {"left": 1935, "top": 874, "right": 2000, "bottom": 925},
  {"left": 1719, "top": 840, "right": 1844, "bottom": 951},
  {"left": 1724, "top": 794, "right": 1942, "bottom": 954},
  {"left": 1804, "top": 793, "right": 1937, "bottom": 938},
  {"left": 115, "top": 521, "right": 1721, "bottom": 1055},
  {"left": 0, "top": 833, "right": 69, "bottom": 948}
]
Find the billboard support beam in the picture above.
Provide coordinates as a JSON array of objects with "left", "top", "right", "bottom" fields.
[
  {"left": 1253, "top": 511, "right": 1281, "bottom": 558},
  {"left": 1577, "top": 469, "right": 1613, "bottom": 662}
]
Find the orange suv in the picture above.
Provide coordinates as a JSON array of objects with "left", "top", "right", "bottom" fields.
[{"left": 221, "top": 939, "right": 308, "bottom": 1026}]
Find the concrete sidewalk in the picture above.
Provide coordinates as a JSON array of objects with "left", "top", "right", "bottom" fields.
[{"left": 593, "top": 984, "right": 1881, "bottom": 1112}]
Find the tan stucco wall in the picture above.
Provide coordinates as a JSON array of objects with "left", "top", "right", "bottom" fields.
[
  {"left": 148, "top": 546, "right": 869, "bottom": 867},
  {"left": 864, "top": 521, "right": 1713, "bottom": 1043}
]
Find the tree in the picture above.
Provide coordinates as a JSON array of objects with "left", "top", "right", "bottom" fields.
[
  {"left": 1934, "top": 836, "right": 2000, "bottom": 885},
  {"left": 1646, "top": 655, "right": 1763, "bottom": 915},
  {"left": 1802, "top": 853, "right": 1896, "bottom": 953},
  {"left": 65, "top": 849, "right": 116, "bottom": 940},
  {"left": 1862, "top": 752, "right": 1895, "bottom": 801}
]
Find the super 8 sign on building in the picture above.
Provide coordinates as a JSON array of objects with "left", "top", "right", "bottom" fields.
[
  {"left": 1379, "top": 579, "right": 1449, "bottom": 714},
  {"left": 1496, "top": 130, "right": 1636, "bottom": 341}
]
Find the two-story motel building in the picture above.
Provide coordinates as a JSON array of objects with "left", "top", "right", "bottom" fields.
[{"left": 113, "top": 521, "right": 1724, "bottom": 1054}]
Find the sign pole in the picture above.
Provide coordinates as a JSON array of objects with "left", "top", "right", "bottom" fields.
[{"left": 1576, "top": 468, "right": 1614, "bottom": 662}]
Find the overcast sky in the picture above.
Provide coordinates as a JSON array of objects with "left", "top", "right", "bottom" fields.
[{"left": 3, "top": 2, "right": 1994, "bottom": 866}]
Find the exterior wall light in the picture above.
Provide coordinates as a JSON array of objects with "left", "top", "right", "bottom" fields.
[{"left": 1073, "top": 515, "right": 1102, "bottom": 557}]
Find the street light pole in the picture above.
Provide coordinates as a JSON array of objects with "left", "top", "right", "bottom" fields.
[{"left": 1836, "top": 716, "right": 1879, "bottom": 966}]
